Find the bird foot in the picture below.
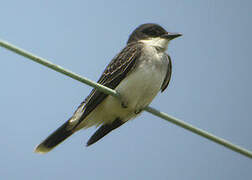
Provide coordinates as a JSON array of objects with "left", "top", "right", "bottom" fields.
[
  {"left": 134, "top": 109, "right": 143, "bottom": 114},
  {"left": 121, "top": 101, "right": 128, "bottom": 108}
]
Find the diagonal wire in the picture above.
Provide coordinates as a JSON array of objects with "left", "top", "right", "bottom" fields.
[{"left": 1, "top": 39, "right": 252, "bottom": 159}]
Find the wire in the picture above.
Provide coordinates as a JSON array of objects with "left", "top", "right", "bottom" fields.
[{"left": 1, "top": 39, "right": 251, "bottom": 159}]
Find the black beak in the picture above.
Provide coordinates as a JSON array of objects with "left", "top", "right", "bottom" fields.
[{"left": 161, "top": 32, "right": 182, "bottom": 40}]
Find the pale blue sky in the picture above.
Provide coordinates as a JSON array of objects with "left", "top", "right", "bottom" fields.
[{"left": 0, "top": 1, "right": 252, "bottom": 179}]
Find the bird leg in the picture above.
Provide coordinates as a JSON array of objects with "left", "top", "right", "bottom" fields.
[
  {"left": 121, "top": 100, "right": 128, "bottom": 108},
  {"left": 134, "top": 108, "right": 143, "bottom": 114}
]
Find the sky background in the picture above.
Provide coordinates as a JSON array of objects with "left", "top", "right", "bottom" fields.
[{"left": 0, "top": 0, "right": 252, "bottom": 179}]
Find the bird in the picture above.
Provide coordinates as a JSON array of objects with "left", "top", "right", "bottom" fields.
[{"left": 34, "top": 23, "right": 182, "bottom": 154}]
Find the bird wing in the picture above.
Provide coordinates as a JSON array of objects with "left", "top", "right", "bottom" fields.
[
  {"left": 161, "top": 54, "right": 172, "bottom": 92},
  {"left": 72, "top": 42, "right": 143, "bottom": 128}
]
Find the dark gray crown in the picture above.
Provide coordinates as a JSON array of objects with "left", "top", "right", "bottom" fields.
[{"left": 127, "top": 23, "right": 167, "bottom": 44}]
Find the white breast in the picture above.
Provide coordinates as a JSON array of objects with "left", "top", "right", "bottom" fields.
[
  {"left": 75, "top": 46, "right": 168, "bottom": 129},
  {"left": 115, "top": 46, "right": 168, "bottom": 110}
]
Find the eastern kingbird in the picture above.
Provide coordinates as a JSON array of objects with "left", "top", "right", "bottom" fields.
[{"left": 35, "top": 23, "right": 181, "bottom": 154}]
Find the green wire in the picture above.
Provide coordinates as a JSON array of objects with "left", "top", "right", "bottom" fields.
[{"left": 1, "top": 39, "right": 251, "bottom": 159}]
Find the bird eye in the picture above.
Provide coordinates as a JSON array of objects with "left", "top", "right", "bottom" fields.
[
  {"left": 142, "top": 27, "right": 166, "bottom": 37},
  {"left": 142, "top": 29, "right": 158, "bottom": 36}
]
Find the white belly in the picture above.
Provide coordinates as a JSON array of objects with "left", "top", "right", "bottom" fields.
[
  {"left": 115, "top": 59, "right": 166, "bottom": 111},
  {"left": 76, "top": 50, "right": 168, "bottom": 130}
]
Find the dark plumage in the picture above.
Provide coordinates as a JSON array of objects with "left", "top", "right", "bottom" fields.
[{"left": 35, "top": 23, "right": 181, "bottom": 154}]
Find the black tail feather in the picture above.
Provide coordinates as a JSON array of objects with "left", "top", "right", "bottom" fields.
[
  {"left": 87, "top": 118, "right": 124, "bottom": 146},
  {"left": 35, "top": 120, "right": 74, "bottom": 154}
]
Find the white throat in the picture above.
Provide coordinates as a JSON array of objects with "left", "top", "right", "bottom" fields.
[{"left": 139, "top": 37, "right": 169, "bottom": 51}]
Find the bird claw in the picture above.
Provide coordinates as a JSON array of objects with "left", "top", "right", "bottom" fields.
[
  {"left": 134, "top": 109, "right": 142, "bottom": 114},
  {"left": 121, "top": 101, "right": 128, "bottom": 108}
]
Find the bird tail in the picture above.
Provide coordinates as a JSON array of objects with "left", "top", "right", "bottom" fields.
[
  {"left": 86, "top": 118, "right": 124, "bottom": 146},
  {"left": 34, "top": 120, "right": 75, "bottom": 154}
]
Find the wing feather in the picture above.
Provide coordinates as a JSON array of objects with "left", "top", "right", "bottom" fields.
[
  {"left": 161, "top": 54, "right": 172, "bottom": 92},
  {"left": 73, "top": 43, "right": 143, "bottom": 128}
]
